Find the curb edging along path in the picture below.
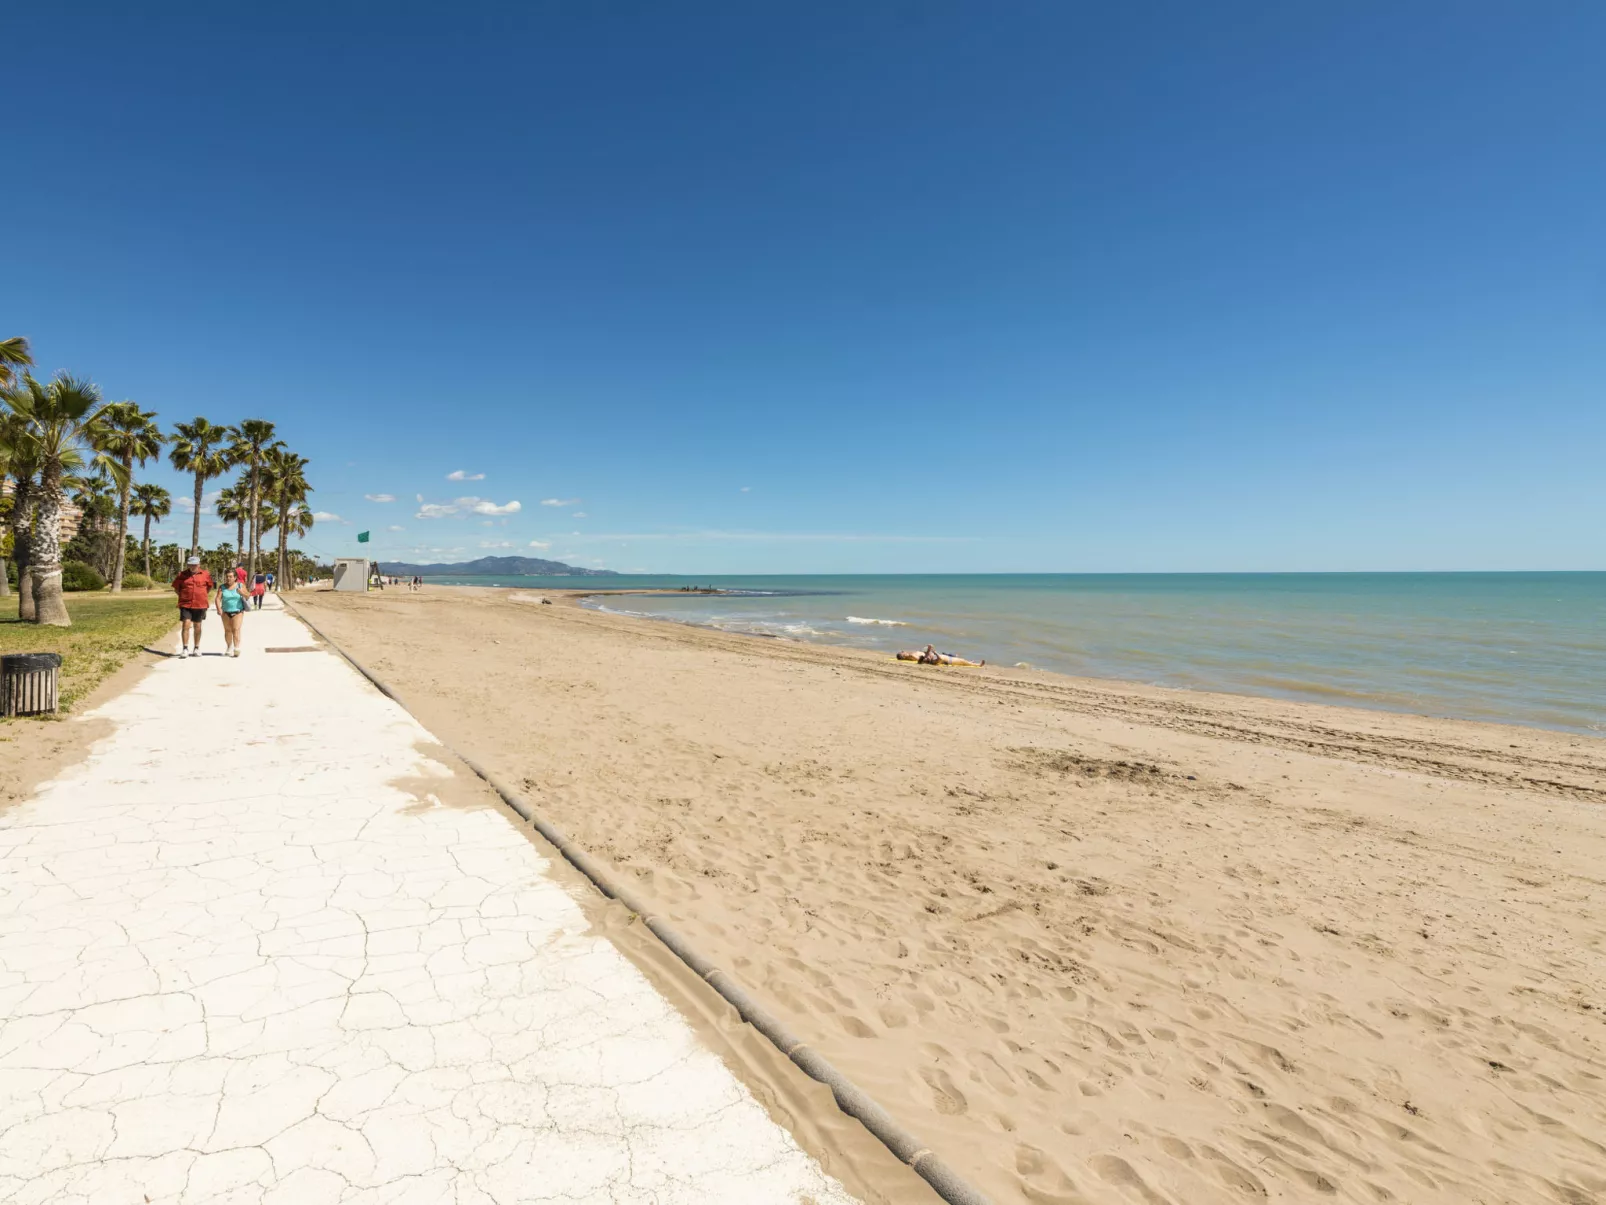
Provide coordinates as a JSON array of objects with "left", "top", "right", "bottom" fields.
[{"left": 282, "top": 595, "right": 995, "bottom": 1205}]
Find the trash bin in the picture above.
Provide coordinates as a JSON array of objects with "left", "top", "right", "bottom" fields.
[{"left": 1, "top": 652, "right": 62, "bottom": 717}]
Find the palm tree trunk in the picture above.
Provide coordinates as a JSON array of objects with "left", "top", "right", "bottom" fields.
[
  {"left": 142, "top": 513, "right": 153, "bottom": 579},
  {"left": 0, "top": 478, "right": 8, "bottom": 598},
  {"left": 110, "top": 454, "right": 133, "bottom": 591},
  {"left": 236, "top": 514, "right": 246, "bottom": 565},
  {"left": 277, "top": 487, "right": 291, "bottom": 591},
  {"left": 246, "top": 463, "right": 259, "bottom": 579},
  {"left": 190, "top": 474, "right": 203, "bottom": 555},
  {"left": 13, "top": 481, "right": 35, "bottom": 622},
  {"left": 31, "top": 465, "right": 70, "bottom": 627}
]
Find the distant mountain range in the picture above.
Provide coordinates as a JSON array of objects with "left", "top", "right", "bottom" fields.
[{"left": 375, "top": 555, "right": 619, "bottom": 577}]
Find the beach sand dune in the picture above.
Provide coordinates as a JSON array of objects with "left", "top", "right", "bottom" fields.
[{"left": 294, "top": 586, "right": 1606, "bottom": 1205}]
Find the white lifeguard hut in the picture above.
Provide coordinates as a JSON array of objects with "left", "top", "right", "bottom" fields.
[{"left": 331, "top": 558, "right": 370, "bottom": 592}]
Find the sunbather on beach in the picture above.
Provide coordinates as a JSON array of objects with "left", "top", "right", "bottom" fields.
[{"left": 897, "top": 644, "right": 985, "bottom": 666}]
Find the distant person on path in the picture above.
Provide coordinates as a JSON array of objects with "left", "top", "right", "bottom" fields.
[
  {"left": 233, "top": 563, "right": 247, "bottom": 588},
  {"left": 172, "top": 556, "right": 214, "bottom": 658},
  {"left": 266, "top": 571, "right": 275, "bottom": 592},
  {"left": 251, "top": 573, "right": 268, "bottom": 610},
  {"left": 215, "top": 573, "right": 249, "bottom": 656}
]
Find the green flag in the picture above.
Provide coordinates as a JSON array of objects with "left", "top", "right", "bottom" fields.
[{"left": 357, "top": 531, "right": 370, "bottom": 543}]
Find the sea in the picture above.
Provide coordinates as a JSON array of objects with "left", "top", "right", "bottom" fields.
[{"left": 416, "top": 573, "right": 1606, "bottom": 736}]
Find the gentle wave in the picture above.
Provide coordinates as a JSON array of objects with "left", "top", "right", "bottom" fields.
[{"left": 846, "top": 616, "right": 908, "bottom": 626}]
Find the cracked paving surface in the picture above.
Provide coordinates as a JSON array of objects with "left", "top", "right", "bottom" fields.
[{"left": 0, "top": 605, "right": 862, "bottom": 1205}]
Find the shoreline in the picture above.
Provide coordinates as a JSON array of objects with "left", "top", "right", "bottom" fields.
[
  {"left": 291, "top": 585, "right": 1606, "bottom": 1204},
  {"left": 534, "top": 586, "right": 1600, "bottom": 742}
]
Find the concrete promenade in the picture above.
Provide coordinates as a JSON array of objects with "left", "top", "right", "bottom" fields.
[{"left": 0, "top": 603, "right": 861, "bottom": 1204}]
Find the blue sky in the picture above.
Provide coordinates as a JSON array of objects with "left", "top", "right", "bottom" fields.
[{"left": 5, "top": 2, "right": 1603, "bottom": 572}]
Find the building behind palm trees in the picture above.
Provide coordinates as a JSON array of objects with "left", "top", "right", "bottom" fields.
[{"left": 1, "top": 480, "right": 85, "bottom": 544}]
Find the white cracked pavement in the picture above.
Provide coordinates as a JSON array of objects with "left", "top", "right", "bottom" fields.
[{"left": 0, "top": 603, "right": 862, "bottom": 1204}]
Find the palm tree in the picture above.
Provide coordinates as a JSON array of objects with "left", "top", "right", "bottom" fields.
[
  {"left": 0, "top": 374, "right": 113, "bottom": 625},
  {"left": 68, "top": 471, "right": 120, "bottom": 576},
  {"left": 0, "top": 337, "right": 30, "bottom": 390},
  {"left": 264, "top": 446, "right": 311, "bottom": 589},
  {"left": 278, "top": 504, "right": 315, "bottom": 588},
  {"left": 153, "top": 541, "right": 181, "bottom": 582},
  {"left": 130, "top": 482, "right": 171, "bottom": 579},
  {"left": 0, "top": 413, "right": 34, "bottom": 602},
  {"left": 227, "top": 419, "right": 279, "bottom": 579},
  {"left": 93, "top": 401, "right": 164, "bottom": 591},
  {"left": 168, "top": 417, "right": 233, "bottom": 556},
  {"left": 216, "top": 482, "right": 249, "bottom": 565},
  {"left": 257, "top": 501, "right": 282, "bottom": 565}
]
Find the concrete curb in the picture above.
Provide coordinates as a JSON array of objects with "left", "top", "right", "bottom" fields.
[{"left": 282, "top": 596, "right": 995, "bottom": 1205}]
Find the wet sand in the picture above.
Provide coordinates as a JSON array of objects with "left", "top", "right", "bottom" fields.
[{"left": 292, "top": 585, "right": 1606, "bottom": 1205}]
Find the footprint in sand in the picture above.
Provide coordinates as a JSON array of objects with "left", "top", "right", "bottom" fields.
[
  {"left": 1158, "top": 1135, "right": 1194, "bottom": 1160},
  {"left": 1091, "top": 1155, "right": 1169, "bottom": 1205},
  {"left": 918, "top": 1066, "right": 969, "bottom": 1115},
  {"left": 1201, "top": 1146, "right": 1268, "bottom": 1196},
  {"left": 1059, "top": 1110, "right": 1100, "bottom": 1136},
  {"left": 839, "top": 1014, "right": 875, "bottom": 1038}
]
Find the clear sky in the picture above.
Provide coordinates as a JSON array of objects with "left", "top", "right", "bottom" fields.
[{"left": 5, "top": 3, "right": 1603, "bottom": 573}]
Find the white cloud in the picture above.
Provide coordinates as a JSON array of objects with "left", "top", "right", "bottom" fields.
[
  {"left": 174, "top": 489, "right": 224, "bottom": 513},
  {"left": 364, "top": 493, "right": 396, "bottom": 503},
  {"left": 740, "top": 486, "right": 751, "bottom": 492},
  {"left": 311, "top": 511, "right": 344, "bottom": 523},
  {"left": 479, "top": 540, "right": 514, "bottom": 549},
  {"left": 414, "top": 496, "right": 521, "bottom": 519},
  {"left": 446, "top": 470, "right": 485, "bottom": 482},
  {"left": 528, "top": 540, "right": 551, "bottom": 550},
  {"left": 416, "top": 494, "right": 424, "bottom": 503},
  {"left": 540, "top": 498, "right": 581, "bottom": 507},
  {"left": 387, "top": 525, "right": 405, "bottom": 532},
  {"left": 571, "top": 512, "right": 587, "bottom": 519}
]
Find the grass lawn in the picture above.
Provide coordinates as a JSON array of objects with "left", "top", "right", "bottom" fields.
[{"left": 1, "top": 590, "right": 176, "bottom": 713}]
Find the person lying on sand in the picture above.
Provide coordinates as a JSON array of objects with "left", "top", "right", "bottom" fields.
[{"left": 897, "top": 644, "right": 985, "bottom": 667}]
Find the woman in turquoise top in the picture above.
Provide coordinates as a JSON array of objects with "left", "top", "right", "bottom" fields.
[{"left": 215, "top": 577, "right": 249, "bottom": 657}]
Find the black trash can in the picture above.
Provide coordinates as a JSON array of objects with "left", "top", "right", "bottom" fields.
[{"left": 1, "top": 652, "right": 63, "bottom": 717}]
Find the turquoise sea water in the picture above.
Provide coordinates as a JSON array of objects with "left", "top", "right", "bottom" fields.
[{"left": 419, "top": 573, "right": 1606, "bottom": 735}]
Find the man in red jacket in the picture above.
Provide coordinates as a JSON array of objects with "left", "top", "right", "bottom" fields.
[{"left": 172, "top": 556, "right": 214, "bottom": 658}]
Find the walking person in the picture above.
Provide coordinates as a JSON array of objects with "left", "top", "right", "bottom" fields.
[
  {"left": 250, "top": 573, "right": 268, "bottom": 610},
  {"left": 171, "top": 556, "right": 214, "bottom": 658},
  {"left": 215, "top": 572, "right": 249, "bottom": 657}
]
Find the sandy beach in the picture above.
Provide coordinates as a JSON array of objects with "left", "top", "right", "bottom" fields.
[{"left": 290, "top": 585, "right": 1606, "bottom": 1205}]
